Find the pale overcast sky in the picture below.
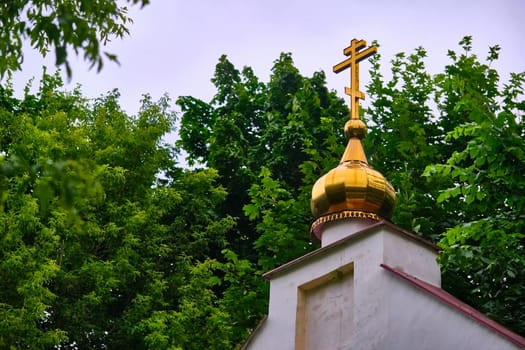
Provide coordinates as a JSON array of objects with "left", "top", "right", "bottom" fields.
[{"left": 10, "top": 0, "right": 525, "bottom": 115}]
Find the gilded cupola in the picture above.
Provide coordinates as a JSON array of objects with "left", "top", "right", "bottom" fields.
[{"left": 310, "top": 39, "right": 396, "bottom": 240}]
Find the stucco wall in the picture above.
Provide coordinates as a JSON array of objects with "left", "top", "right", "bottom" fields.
[
  {"left": 247, "top": 225, "right": 398, "bottom": 349},
  {"left": 252, "top": 232, "right": 385, "bottom": 349},
  {"left": 244, "top": 222, "right": 521, "bottom": 350},
  {"left": 382, "top": 271, "right": 520, "bottom": 350}
]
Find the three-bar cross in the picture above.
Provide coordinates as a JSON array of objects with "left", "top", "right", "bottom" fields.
[{"left": 333, "top": 39, "right": 377, "bottom": 120}]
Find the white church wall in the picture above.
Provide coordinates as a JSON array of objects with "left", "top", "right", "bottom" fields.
[
  {"left": 382, "top": 228, "right": 441, "bottom": 286},
  {"left": 295, "top": 263, "right": 354, "bottom": 349},
  {"left": 382, "top": 271, "right": 521, "bottom": 350},
  {"left": 320, "top": 220, "right": 440, "bottom": 286},
  {"left": 246, "top": 226, "right": 389, "bottom": 349},
  {"left": 320, "top": 219, "right": 375, "bottom": 247},
  {"left": 243, "top": 223, "right": 522, "bottom": 350}
]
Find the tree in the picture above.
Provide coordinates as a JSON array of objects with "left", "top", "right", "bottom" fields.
[
  {"left": 424, "top": 38, "right": 525, "bottom": 333},
  {"left": 1, "top": 37, "right": 523, "bottom": 348},
  {"left": 178, "top": 53, "right": 348, "bottom": 269},
  {"left": 179, "top": 38, "right": 525, "bottom": 340},
  {"left": 0, "top": 73, "right": 238, "bottom": 348},
  {"left": 177, "top": 54, "right": 351, "bottom": 346},
  {"left": 0, "top": 0, "right": 150, "bottom": 77},
  {"left": 365, "top": 46, "right": 449, "bottom": 241},
  {"left": 366, "top": 36, "right": 525, "bottom": 334}
]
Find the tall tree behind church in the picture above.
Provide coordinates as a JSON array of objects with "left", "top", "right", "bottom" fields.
[{"left": 178, "top": 37, "right": 525, "bottom": 339}]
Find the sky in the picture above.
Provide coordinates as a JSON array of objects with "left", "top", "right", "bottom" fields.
[{"left": 9, "top": 0, "right": 525, "bottom": 116}]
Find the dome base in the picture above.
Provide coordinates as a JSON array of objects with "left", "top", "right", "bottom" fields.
[{"left": 311, "top": 210, "right": 380, "bottom": 241}]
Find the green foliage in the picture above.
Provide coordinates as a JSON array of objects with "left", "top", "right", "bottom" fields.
[
  {"left": 0, "top": 0, "right": 150, "bottom": 77},
  {"left": 0, "top": 73, "right": 239, "bottom": 348},
  {"left": 177, "top": 54, "right": 349, "bottom": 346},
  {"left": 367, "top": 36, "right": 524, "bottom": 334},
  {"left": 423, "top": 39, "right": 525, "bottom": 333},
  {"left": 1, "top": 36, "right": 524, "bottom": 348},
  {"left": 437, "top": 221, "right": 525, "bottom": 330},
  {"left": 177, "top": 42, "right": 525, "bottom": 340},
  {"left": 245, "top": 167, "right": 312, "bottom": 271},
  {"left": 365, "top": 45, "right": 448, "bottom": 239},
  {"left": 178, "top": 53, "right": 347, "bottom": 267}
]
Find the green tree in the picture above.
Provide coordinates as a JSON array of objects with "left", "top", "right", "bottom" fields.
[
  {"left": 2, "top": 36, "right": 523, "bottom": 349},
  {"left": 179, "top": 38, "right": 525, "bottom": 341},
  {"left": 0, "top": 0, "right": 150, "bottom": 77},
  {"left": 0, "top": 73, "right": 237, "bottom": 348},
  {"left": 177, "top": 54, "right": 350, "bottom": 346},
  {"left": 424, "top": 37, "right": 525, "bottom": 334},
  {"left": 365, "top": 46, "right": 448, "bottom": 240},
  {"left": 178, "top": 53, "right": 347, "bottom": 268},
  {"left": 366, "top": 36, "right": 525, "bottom": 334}
]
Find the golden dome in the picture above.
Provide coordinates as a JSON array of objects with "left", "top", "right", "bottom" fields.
[
  {"left": 310, "top": 38, "right": 396, "bottom": 239},
  {"left": 310, "top": 118, "right": 396, "bottom": 239}
]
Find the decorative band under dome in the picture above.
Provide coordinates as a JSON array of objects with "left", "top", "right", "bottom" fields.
[{"left": 310, "top": 210, "right": 380, "bottom": 240}]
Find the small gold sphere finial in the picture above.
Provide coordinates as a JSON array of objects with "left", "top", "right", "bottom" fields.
[
  {"left": 310, "top": 38, "right": 396, "bottom": 239},
  {"left": 344, "top": 119, "right": 366, "bottom": 139}
]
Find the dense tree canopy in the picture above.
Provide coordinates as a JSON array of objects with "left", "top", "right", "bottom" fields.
[
  {"left": 0, "top": 36, "right": 523, "bottom": 348},
  {"left": 0, "top": 0, "right": 150, "bottom": 77},
  {"left": 365, "top": 37, "right": 525, "bottom": 332},
  {"left": 178, "top": 36, "right": 525, "bottom": 340},
  {"left": 0, "top": 74, "right": 238, "bottom": 348},
  {"left": 178, "top": 53, "right": 348, "bottom": 268}
]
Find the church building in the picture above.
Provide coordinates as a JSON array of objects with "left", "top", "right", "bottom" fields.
[{"left": 242, "top": 39, "right": 525, "bottom": 349}]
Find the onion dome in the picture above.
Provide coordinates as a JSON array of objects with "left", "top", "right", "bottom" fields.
[
  {"left": 310, "top": 38, "right": 396, "bottom": 239},
  {"left": 310, "top": 117, "right": 396, "bottom": 239}
]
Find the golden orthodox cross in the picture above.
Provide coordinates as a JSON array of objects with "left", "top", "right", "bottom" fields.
[{"left": 333, "top": 39, "right": 377, "bottom": 120}]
